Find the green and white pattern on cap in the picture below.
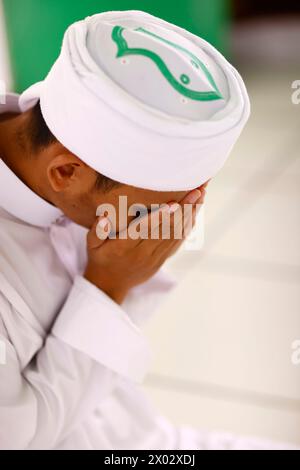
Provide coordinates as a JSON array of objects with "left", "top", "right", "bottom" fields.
[
  {"left": 19, "top": 10, "right": 250, "bottom": 191},
  {"left": 87, "top": 18, "right": 230, "bottom": 121}
]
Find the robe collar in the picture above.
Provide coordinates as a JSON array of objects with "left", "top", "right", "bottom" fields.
[{"left": 0, "top": 93, "right": 63, "bottom": 227}]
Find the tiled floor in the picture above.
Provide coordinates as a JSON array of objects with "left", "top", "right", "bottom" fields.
[{"left": 144, "top": 66, "right": 300, "bottom": 446}]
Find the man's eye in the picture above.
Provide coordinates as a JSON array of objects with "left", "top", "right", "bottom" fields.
[
  {"left": 139, "top": 208, "right": 149, "bottom": 218},
  {"left": 132, "top": 206, "right": 149, "bottom": 218}
]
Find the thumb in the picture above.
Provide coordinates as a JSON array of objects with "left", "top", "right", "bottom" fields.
[{"left": 87, "top": 216, "right": 111, "bottom": 250}]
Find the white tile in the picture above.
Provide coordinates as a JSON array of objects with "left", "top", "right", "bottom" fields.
[
  {"left": 242, "top": 68, "right": 300, "bottom": 117},
  {"left": 207, "top": 170, "right": 300, "bottom": 265},
  {"left": 284, "top": 154, "right": 300, "bottom": 176},
  {"left": 150, "top": 55, "right": 300, "bottom": 451},
  {"left": 145, "top": 270, "right": 300, "bottom": 401},
  {"left": 144, "top": 386, "right": 300, "bottom": 447},
  {"left": 150, "top": 61, "right": 300, "bottom": 444},
  {"left": 224, "top": 69, "right": 300, "bottom": 178},
  {"left": 225, "top": 125, "right": 298, "bottom": 175},
  {"left": 186, "top": 151, "right": 299, "bottom": 260}
]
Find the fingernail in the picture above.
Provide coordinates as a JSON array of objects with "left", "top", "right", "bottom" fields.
[
  {"left": 196, "top": 203, "right": 203, "bottom": 213},
  {"left": 96, "top": 218, "right": 110, "bottom": 238},
  {"left": 99, "top": 217, "right": 109, "bottom": 229},
  {"left": 186, "top": 189, "right": 201, "bottom": 204},
  {"left": 168, "top": 203, "right": 180, "bottom": 213}
]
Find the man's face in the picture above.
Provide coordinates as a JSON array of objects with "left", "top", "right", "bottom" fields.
[
  {"left": 69, "top": 181, "right": 189, "bottom": 231},
  {"left": 46, "top": 150, "right": 206, "bottom": 231}
]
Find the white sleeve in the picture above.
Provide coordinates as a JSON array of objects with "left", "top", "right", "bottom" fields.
[
  {"left": 122, "top": 269, "right": 178, "bottom": 328},
  {"left": 0, "top": 276, "right": 151, "bottom": 450},
  {"left": 178, "top": 425, "right": 299, "bottom": 450},
  {"left": 68, "top": 221, "right": 179, "bottom": 329}
]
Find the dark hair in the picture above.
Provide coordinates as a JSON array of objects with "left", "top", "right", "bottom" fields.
[
  {"left": 27, "top": 101, "right": 120, "bottom": 193},
  {"left": 27, "top": 101, "right": 57, "bottom": 150}
]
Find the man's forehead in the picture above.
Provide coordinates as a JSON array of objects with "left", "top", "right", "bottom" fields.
[
  {"left": 159, "top": 190, "right": 190, "bottom": 203},
  {"left": 126, "top": 187, "right": 189, "bottom": 204}
]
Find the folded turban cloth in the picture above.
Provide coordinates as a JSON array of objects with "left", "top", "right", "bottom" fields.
[{"left": 19, "top": 10, "right": 250, "bottom": 191}]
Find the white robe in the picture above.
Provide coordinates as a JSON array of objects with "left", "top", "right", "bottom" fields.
[{"left": 0, "top": 94, "right": 294, "bottom": 450}]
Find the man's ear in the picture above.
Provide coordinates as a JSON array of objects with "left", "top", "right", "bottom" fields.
[{"left": 47, "top": 153, "right": 84, "bottom": 192}]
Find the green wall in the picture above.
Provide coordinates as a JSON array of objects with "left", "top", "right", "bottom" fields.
[{"left": 3, "top": 0, "right": 230, "bottom": 92}]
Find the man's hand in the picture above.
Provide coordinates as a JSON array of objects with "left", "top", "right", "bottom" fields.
[{"left": 84, "top": 188, "right": 206, "bottom": 304}]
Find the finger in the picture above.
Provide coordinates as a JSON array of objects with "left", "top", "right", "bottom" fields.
[
  {"left": 170, "top": 200, "right": 195, "bottom": 241},
  {"left": 197, "top": 181, "right": 210, "bottom": 204},
  {"left": 167, "top": 205, "right": 194, "bottom": 249},
  {"left": 153, "top": 202, "right": 195, "bottom": 257},
  {"left": 145, "top": 199, "right": 187, "bottom": 250},
  {"left": 184, "top": 203, "right": 203, "bottom": 241},
  {"left": 161, "top": 196, "right": 199, "bottom": 242},
  {"left": 126, "top": 202, "right": 178, "bottom": 246},
  {"left": 148, "top": 202, "right": 182, "bottom": 245},
  {"left": 163, "top": 237, "right": 185, "bottom": 259},
  {"left": 145, "top": 193, "right": 200, "bottom": 249},
  {"left": 152, "top": 198, "right": 203, "bottom": 259},
  {"left": 186, "top": 207, "right": 196, "bottom": 237},
  {"left": 87, "top": 217, "right": 111, "bottom": 250},
  {"left": 145, "top": 202, "right": 183, "bottom": 254},
  {"left": 153, "top": 231, "right": 185, "bottom": 260},
  {"left": 117, "top": 190, "right": 201, "bottom": 246},
  {"left": 198, "top": 188, "right": 206, "bottom": 205},
  {"left": 197, "top": 179, "right": 210, "bottom": 190},
  {"left": 180, "top": 188, "right": 201, "bottom": 205},
  {"left": 179, "top": 189, "right": 203, "bottom": 227},
  {"left": 191, "top": 203, "right": 203, "bottom": 228},
  {"left": 185, "top": 203, "right": 202, "bottom": 238}
]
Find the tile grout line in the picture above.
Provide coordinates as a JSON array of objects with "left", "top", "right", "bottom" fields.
[
  {"left": 203, "top": 128, "right": 300, "bottom": 254},
  {"left": 173, "top": 252, "right": 300, "bottom": 284},
  {"left": 145, "top": 373, "right": 300, "bottom": 414}
]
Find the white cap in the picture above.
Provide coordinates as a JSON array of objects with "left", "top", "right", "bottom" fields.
[{"left": 19, "top": 10, "right": 250, "bottom": 191}]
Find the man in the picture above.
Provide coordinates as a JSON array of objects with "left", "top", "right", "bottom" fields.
[{"left": 0, "top": 10, "right": 288, "bottom": 450}]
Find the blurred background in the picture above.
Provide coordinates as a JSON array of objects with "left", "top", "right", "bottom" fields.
[{"left": 0, "top": 0, "right": 299, "bottom": 446}]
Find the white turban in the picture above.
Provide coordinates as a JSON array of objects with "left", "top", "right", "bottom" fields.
[{"left": 19, "top": 10, "right": 250, "bottom": 191}]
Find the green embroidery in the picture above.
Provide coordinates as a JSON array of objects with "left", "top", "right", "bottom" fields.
[
  {"left": 112, "top": 25, "right": 223, "bottom": 102},
  {"left": 180, "top": 74, "right": 190, "bottom": 85}
]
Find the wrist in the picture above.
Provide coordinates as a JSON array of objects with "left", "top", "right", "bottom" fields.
[{"left": 84, "top": 268, "right": 129, "bottom": 305}]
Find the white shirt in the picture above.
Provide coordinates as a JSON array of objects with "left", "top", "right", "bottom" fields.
[{"left": 0, "top": 94, "right": 294, "bottom": 450}]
